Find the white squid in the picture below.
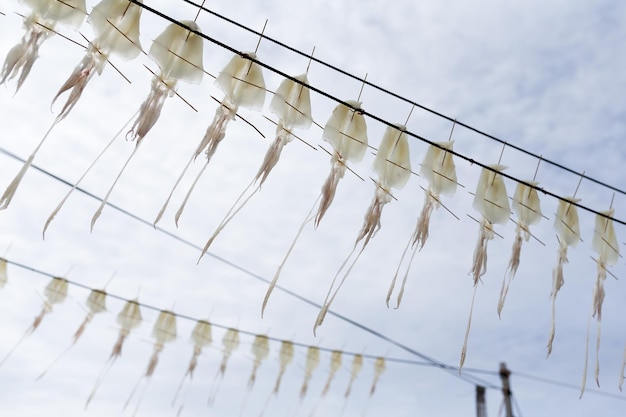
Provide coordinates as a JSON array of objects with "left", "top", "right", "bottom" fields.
[
  {"left": 36, "top": 288, "right": 107, "bottom": 380},
  {"left": 155, "top": 51, "right": 266, "bottom": 227},
  {"left": 171, "top": 319, "right": 212, "bottom": 415},
  {"left": 273, "top": 339, "right": 295, "bottom": 394},
  {"left": 0, "top": 276, "right": 68, "bottom": 368},
  {"left": 314, "top": 124, "right": 412, "bottom": 335},
  {"left": 300, "top": 345, "right": 321, "bottom": 399},
  {"left": 387, "top": 140, "right": 457, "bottom": 308},
  {"left": 196, "top": 72, "right": 313, "bottom": 259},
  {"left": 369, "top": 356, "right": 386, "bottom": 396},
  {"left": 322, "top": 349, "right": 343, "bottom": 396},
  {"left": 124, "top": 309, "right": 177, "bottom": 416},
  {"left": 344, "top": 353, "right": 364, "bottom": 399},
  {"left": 0, "top": 258, "right": 7, "bottom": 288},
  {"left": 1, "top": 0, "right": 86, "bottom": 93},
  {"left": 208, "top": 327, "right": 241, "bottom": 405},
  {"left": 85, "top": 298, "right": 142, "bottom": 408},
  {"left": 497, "top": 180, "right": 542, "bottom": 317},
  {"left": 547, "top": 197, "right": 581, "bottom": 356},
  {"left": 43, "top": 20, "right": 204, "bottom": 232},
  {"left": 460, "top": 164, "right": 510, "bottom": 370},
  {"left": 262, "top": 100, "right": 368, "bottom": 317},
  {"left": 580, "top": 207, "right": 620, "bottom": 396}
]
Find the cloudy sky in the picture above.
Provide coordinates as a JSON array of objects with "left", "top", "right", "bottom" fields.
[{"left": 0, "top": 0, "right": 625, "bottom": 416}]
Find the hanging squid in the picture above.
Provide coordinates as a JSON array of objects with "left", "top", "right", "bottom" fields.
[
  {"left": 43, "top": 20, "right": 204, "bottom": 232},
  {"left": 172, "top": 319, "right": 212, "bottom": 413},
  {"left": 322, "top": 349, "right": 343, "bottom": 396},
  {"left": 0, "top": 258, "right": 7, "bottom": 288},
  {"left": 262, "top": 100, "right": 368, "bottom": 317},
  {"left": 124, "top": 309, "right": 177, "bottom": 416},
  {"left": 369, "top": 356, "right": 386, "bottom": 396},
  {"left": 497, "top": 180, "right": 542, "bottom": 317},
  {"left": 620, "top": 346, "right": 626, "bottom": 391},
  {"left": 344, "top": 353, "right": 364, "bottom": 398},
  {"left": 85, "top": 298, "right": 142, "bottom": 408},
  {"left": 580, "top": 207, "right": 620, "bottom": 396},
  {"left": 547, "top": 197, "right": 581, "bottom": 356},
  {"left": 0, "top": 276, "right": 68, "bottom": 368},
  {"left": 314, "top": 124, "right": 412, "bottom": 335},
  {"left": 36, "top": 288, "right": 107, "bottom": 380},
  {"left": 247, "top": 334, "right": 270, "bottom": 389},
  {"left": 460, "top": 164, "right": 510, "bottom": 370},
  {"left": 196, "top": 73, "right": 313, "bottom": 259},
  {"left": 387, "top": 140, "right": 457, "bottom": 308},
  {"left": 1, "top": 0, "right": 86, "bottom": 93},
  {"left": 300, "top": 345, "right": 321, "bottom": 399},
  {"left": 155, "top": 51, "right": 266, "bottom": 227},
  {"left": 208, "top": 327, "right": 241, "bottom": 405},
  {"left": 273, "top": 339, "right": 295, "bottom": 394}
]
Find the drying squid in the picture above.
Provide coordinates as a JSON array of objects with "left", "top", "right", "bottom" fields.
[
  {"left": 300, "top": 345, "right": 321, "bottom": 399},
  {"left": 262, "top": 100, "right": 368, "bottom": 317},
  {"left": 314, "top": 124, "right": 412, "bottom": 335},
  {"left": 208, "top": 327, "right": 241, "bottom": 405},
  {"left": 273, "top": 340, "right": 295, "bottom": 394},
  {"left": 369, "top": 356, "right": 386, "bottom": 396},
  {"left": 85, "top": 298, "right": 142, "bottom": 408},
  {"left": 155, "top": 51, "right": 266, "bottom": 227},
  {"left": 196, "top": 73, "right": 313, "bottom": 259},
  {"left": 387, "top": 140, "right": 457, "bottom": 308},
  {"left": 460, "top": 164, "right": 510, "bottom": 370},
  {"left": 247, "top": 334, "right": 270, "bottom": 389},
  {"left": 344, "top": 353, "right": 364, "bottom": 398},
  {"left": 0, "top": 276, "right": 68, "bottom": 368},
  {"left": 36, "top": 288, "right": 107, "bottom": 380},
  {"left": 497, "top": 181, "right": 542, "bottom": 317},
  {"left": 172, "top": 319, "right": 212, "bottom": 413},
  {"left": 322, "top": 350, "right": 343, "bottom": 396},
  {"left": 0, "top": 258, "right": 7, "bottom": 288},
  {"left": 43, "top": 20, "right": 204, "bottom": 232},
  {"left": 1, "top": 0, "right": 86, "bottom": 93},
  {"left": 580, "top": 207, "right": 620, "bottom": 396},
  {"left": 547, "top": 197, "right": 581, "bottom": 356},
  {"left": 124, "top": 309, "right": 177, "bottom": 416}
]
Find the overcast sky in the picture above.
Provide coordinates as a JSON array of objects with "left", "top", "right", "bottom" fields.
[{"left": 0, "top": 1, "right": 625, "bottom": 416}]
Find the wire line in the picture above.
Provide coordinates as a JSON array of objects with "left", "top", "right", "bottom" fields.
[
  {"left": 180, "top": 0, "right": 626, "bottom": 199},
  {"left": 126, "top": 0, "right": 626, "bottom": 226}
]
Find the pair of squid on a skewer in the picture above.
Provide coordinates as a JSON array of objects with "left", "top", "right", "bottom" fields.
[{"left": 1, "top": 0, "right": 143, "bottom": 212}]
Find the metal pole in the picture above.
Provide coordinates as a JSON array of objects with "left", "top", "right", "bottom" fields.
[
  {"left": 476, "top": 385, "right": 487, "bottom": 417},
  {"left": 499, "top": 362, "right": 514, "bottom": 417}
]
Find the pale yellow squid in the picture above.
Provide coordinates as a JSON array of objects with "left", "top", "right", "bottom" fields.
[
  {"left": 547, "top": 197, "right": 581, "bottom": 356},
  {"left": 460, "top": 163, "right": 510, "bottom": 370},
  {"left": 387, "top": 139, "right": 457, "bottom": 309},
  {"left": 195, "top": 71, "right": 314, "bottom": 260},
  {"left": 172, "top": 319, "right": 212, "bottom": 415},
  {"left": 314, "top": 123, "right": 411, "bottom": 335},
  {"left": 124, "top": 309, "right": 177, "bottom": 416},
  {"left": 262, "top": 99, "right": 368, "bottom": 318},
  {"left": 0, "top": 258, "right": 7, "bottom": 288},
  {"left": 299, "top": 345, "right": 321, "bottom": 399},
  {"left": 580, "top": 206, "right": 619, "bottom": 397},
  {"left": 1, "top": 0, "right": 86, "bottom": 94},
  {"left": 155, "top": 50, "right": 266, "bottom": 227},
  {"left": 497, "top": 179, "right": 542, "bottom": 317},
  {"left": 85, "top": 298, "right": 142, "bottom": 408},
  {"left": 43, "top": 19, "right": 204, "bottom": 233},
  {"left": 0, "top": 276, "right": 68, "bottom": 368},
  {"left": 208, "top": 327, "right": 241, "bottom": 405}
]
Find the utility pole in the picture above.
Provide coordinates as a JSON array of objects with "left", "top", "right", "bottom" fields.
[
  {"left": 499, "top": 362, "right": 514, "bottom": 417},
  {"left": 476, "top": 385, "right": 487, "bottom": 417}
]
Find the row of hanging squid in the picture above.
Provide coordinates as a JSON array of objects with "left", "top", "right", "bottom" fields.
[
  {"left": 0, "top": 261, "right": 387, "bottom": 416},
  {"left": 1, "top": 0, "right": 624, "bottom": 397}
]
